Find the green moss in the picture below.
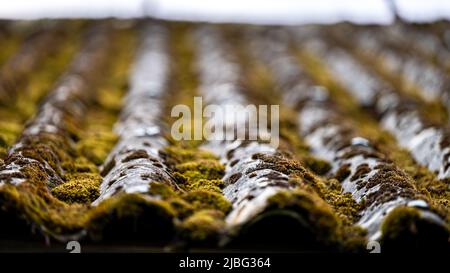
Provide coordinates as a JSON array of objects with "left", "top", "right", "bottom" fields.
[
  {"left": 267, "top": 189, "right": 339, "bottom": 234},
  {"left": 20, "top": 163, "right": 49, "bottom": 187},
  {"left": 161, "top": 145, "right": 228, "bottom": 209},
  {"left": 148, "top": 182, "right": 177, "bottom": 199},
  {"left": 0, "top": 27, "right": 171, "bottom": 243},
  {"left": 0, "top": 28, "right": 25, "bottom": 67},
  {"left": 73, "top": 26, "right": 134, "bottom": 170},
  {"left": 161, "top": 24, "right": 203, "bottom": 143},
  {"left": 0, "top": 121, "right": 21, "bottom": 146},
  {"left": 51, "top": 175, "right": 101, "bottom": 204},
  {"left": 0, "top": 147, "right": 6, "bottom": 159},
  {"left": 77, "top": 131, "right": 118, "bottom": 165},
  {"left": 299, "top": 45, "right": 450, "bottom": 223},
  {"left": 176, "top": 159, "right": 224, "bottom": 179},
  {"left": 76, "top": 113, "right": 119, "bottom": 167},
  {"left": 0, "top": 24, "right": 80, "bottom": 165},
  {"left": 322, "top": 179, "right": 362, "bottom": 225},
  {"left": 87, "top": 193, "right": 176, "bottom": 242},
  {"left": 162, "top": 146, "right": 218, "bottom": 167},
  {"left": 151, "top": 25, "right": 232, "bottom": 240},
  {"left": 149, "top": 182, "right": 194, "bottom": 219},
  {"left": 62, "top": 157, "right": 98, "bottom": 174},
  {"left": 0, "top": 183, "right": 88, "bottom": 239},
  {"left": 181, "top": 190, "right": 232, "bottom": 214},
  {"left": 382, "top": 206, "right": 421, "bottom": 239},
  {"left": 179, "top": 209, "right": 225, "bottom": 242},
  {"left": 278, "top": 108, "right": 311, "bottom": 156},
  {"left": 173, "top": 159, "right": 225, "bottom": 193},
  {"left": 302, "top": 155, "right": 332, "bottom": 175},
  {"left": 163, "top": 147, "right": 228, "bottom": 214},
  {"left": 167, "top": 197, "right": 195, "bottom": 219},
  {"left": 248, "top": 140, "right": 362, "bottom": 227},
  {"left": 184, "top": 178, "right": 223, "bottom": 193},
  {"left": 251, "top": 153, "right": 304, "bottom": 176},
  {"left": 381, "top": 206, "right": 450, "bottom": 251},
  {"left": 266, "top": 189, "right": 365, "bottom": 251},
  {"left": 19, "top": 143, "right": 66, "bottom": 178}
]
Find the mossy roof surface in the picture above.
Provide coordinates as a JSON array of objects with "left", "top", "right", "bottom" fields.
[{"left": 0, "top": 19, "right": 448, "bottom": 253}]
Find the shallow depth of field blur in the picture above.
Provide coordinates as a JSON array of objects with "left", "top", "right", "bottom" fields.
[{"left": 0, "top": 0, "right": 449, "bottom": 253}]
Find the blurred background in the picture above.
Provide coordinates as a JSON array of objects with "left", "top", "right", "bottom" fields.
[{"left": 1, "top": 0, "right": 450, "bottom": 25}]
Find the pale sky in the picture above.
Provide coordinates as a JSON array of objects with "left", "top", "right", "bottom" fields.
[{"left": 0, "top": 0, "right": 448, "bottom": 25}]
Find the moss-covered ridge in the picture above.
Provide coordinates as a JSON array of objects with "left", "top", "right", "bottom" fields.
[
  {"left": 0, "top": 24, "right": 182, "bottom": 244},
  {"left": 219, "top": 151, "right": 365, "bottom": 252},
  {"left": 0, "top": 22, "right": 81, "bottom": 160},
  {"left": 292, "top": 34, "right": 449, "bottom": 249},
  {"left": 0, "top": 21, "right": 448, "bottom": 252},
  {"left": 224, "top": 29, "right": 364, "bottom": 245},
  {"left": 226, "top": 188, "right": 351, "bottom": 251},
  {"left": 81, "top": 23, "right": 231, "bottom": 246},
  {"left": 0, "top": 23, "right": 115, "bottom": 241},
  {"left": 296, "top": 41, "right": 450, "bottom": 225}
]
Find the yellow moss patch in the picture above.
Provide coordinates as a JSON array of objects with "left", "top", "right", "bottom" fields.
[
  {"left": 86, "top": 193, "right": 176, "bottom": 241},
  {"left": 381, "top": 206, "right": 450, "bottom": 251},
  {"left": 181, "top": 190, "right": 232, "bottom": 214},
  {"left": 267, "top": 188, "right": 365, "bottom": 251},
  {"left": 52, "top": 175, "right": 101, "bottom": 204},
  {"left": 77, "top": 131, "right": 118, "bottom": 165},
  {"left": 148, "top": 182, "right": 177, "bottom": 199},
  {"left": 180, "top": 209, "right": 225, "bottom": 241},
  {"left": 297, "top": 47, "right": 450, "bottom": 224},
  {"left": 162, "top": 146, "right": 218, "bottom": 167},
  {"left": 176, "top": 159, "right": 224, "bottom": 179}
]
